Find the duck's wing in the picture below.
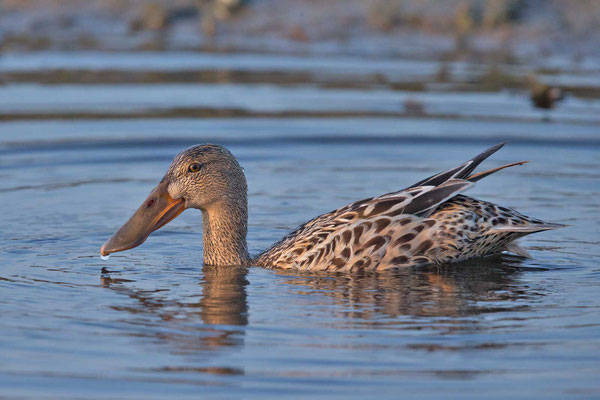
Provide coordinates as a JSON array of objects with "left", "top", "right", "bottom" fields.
[
  {"left": 352, "top": 142, "right": 514, "bottom": 219},
  {"left": 365, "top": 179, "right": 473, "bottom": 218},
  {"left": 295, "top": 143, "right": 519, "bottom": 233},
  {"left": 409, "top": 142, "right": 507, "bottom": 188}
]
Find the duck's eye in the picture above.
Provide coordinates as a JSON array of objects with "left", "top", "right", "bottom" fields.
[{"left": 188, "top": 163, "right": 201, "bottom": 173}]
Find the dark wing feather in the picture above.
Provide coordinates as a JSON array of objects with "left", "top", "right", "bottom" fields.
[
  {"left": 409, "top": 142, "right": 506, "bottom": 188},
  {"left": 403, "top": 179, "right": 473, "bottom": 217},
  {"left": 456, "top": 142, "right": 508, "bottom": 179},
  {"left": 372, "top": 142, "right": 512, "bottom": 218},
  {"left": 353, "top": 142, "right": 521, "bottom": 218},
  {"left": 409, "top": 161, "right": 472, "bottom": 188}
]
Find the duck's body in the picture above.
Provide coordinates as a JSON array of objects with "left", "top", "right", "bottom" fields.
[
  {"left": 256, "top": 194, "right": 556, "bottom": 272},
  {"left": 101, "top": 143, "right": 563, "bottom": 271},
  {"left": 255, "top": 143, "right": 560, "bottom": 271},
  {"left": 531, "top": 86, "right": 564, "bottom": 109},
  {"left": 527, "top": 75, "right": 564, "bottom": 110}
]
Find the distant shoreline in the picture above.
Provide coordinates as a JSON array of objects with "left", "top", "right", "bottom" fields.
[{"left": 1, "top": 0, "right": 599, "bottom": 64}]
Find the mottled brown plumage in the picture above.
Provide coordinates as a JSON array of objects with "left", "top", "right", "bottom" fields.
[
  {"left": 102, "top": 142, "right": 564, "bottom": 271},
  {"left": 254, "top": 142, "right": 563, "bottom": 270}
]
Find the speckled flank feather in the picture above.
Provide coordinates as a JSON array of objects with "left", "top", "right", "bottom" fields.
[{"left": 255, "top": 143, "right": 564, "bottom": 271}]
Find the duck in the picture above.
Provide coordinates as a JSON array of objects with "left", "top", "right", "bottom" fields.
[
  {"left": 101, "top": 142, "right": 564, "bottom": 272},
  {"left": 531, "top": 85, "right": 564, "bottom": 109},
  {"left": 527, "top": 75, "right": 564, "bottom": 110}
]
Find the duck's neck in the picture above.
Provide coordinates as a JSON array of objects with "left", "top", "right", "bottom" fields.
[{"left": 201, "top": 195, "right": 250, "bottom": 266}]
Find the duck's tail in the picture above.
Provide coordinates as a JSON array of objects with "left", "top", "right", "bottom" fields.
[
  {"left": 485, "top": 220, "right": 567, "bottom": 258},
  {"left": 487, "top": 223, "right": 566, "bottom": 234},
  {"left": 492, "top": 221, "right": 567, "bottom": 258}
]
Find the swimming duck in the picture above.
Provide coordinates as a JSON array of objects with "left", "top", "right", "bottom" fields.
[
  {"left": 531, "top": 85, "right": 564, "bottom": 109},
  {"left": 101, "top": 143, "right": 564, "bottom": 271},
  {"left": 527, "top": 75, "right": 564, "bottom": 110}
]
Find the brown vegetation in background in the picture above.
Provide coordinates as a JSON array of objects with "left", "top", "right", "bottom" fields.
[{"left": 1, "top": 0, "right": 599, "bottom": 59}]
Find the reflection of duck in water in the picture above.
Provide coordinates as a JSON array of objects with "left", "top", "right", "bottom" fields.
[
  {"left": 101, "top": 143, "right": 564, "bottom": 272},
  {"left": 101, "top": 265, "right": 248, "bottom": 359},
  {"left": 278, "top": 255, "right": 541, "bottom": 319}
]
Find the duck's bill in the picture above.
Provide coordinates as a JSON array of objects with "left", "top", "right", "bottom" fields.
[{"left": 100, "top": 181, "right": 185, "bottom": 257}]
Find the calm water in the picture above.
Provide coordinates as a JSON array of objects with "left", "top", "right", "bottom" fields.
[{"left": 1, "top": 52, "right": 599, "bottom": 399}]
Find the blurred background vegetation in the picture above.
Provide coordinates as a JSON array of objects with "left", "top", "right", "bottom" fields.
[{"left": 1, "top": 0, "right": 599, "bottom": 61}]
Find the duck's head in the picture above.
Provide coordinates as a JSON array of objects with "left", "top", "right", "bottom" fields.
[{"left": 100, "top": 144, "right": 247, "bottom": 257}]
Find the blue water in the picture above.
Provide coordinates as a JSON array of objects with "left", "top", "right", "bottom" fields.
[{"left": 0, "top": 52, "right": 599, "bottom": 399}]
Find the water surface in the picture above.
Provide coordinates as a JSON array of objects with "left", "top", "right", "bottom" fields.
[{"left": 0, "top": 52, "right": 599, "bottom": 399}]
